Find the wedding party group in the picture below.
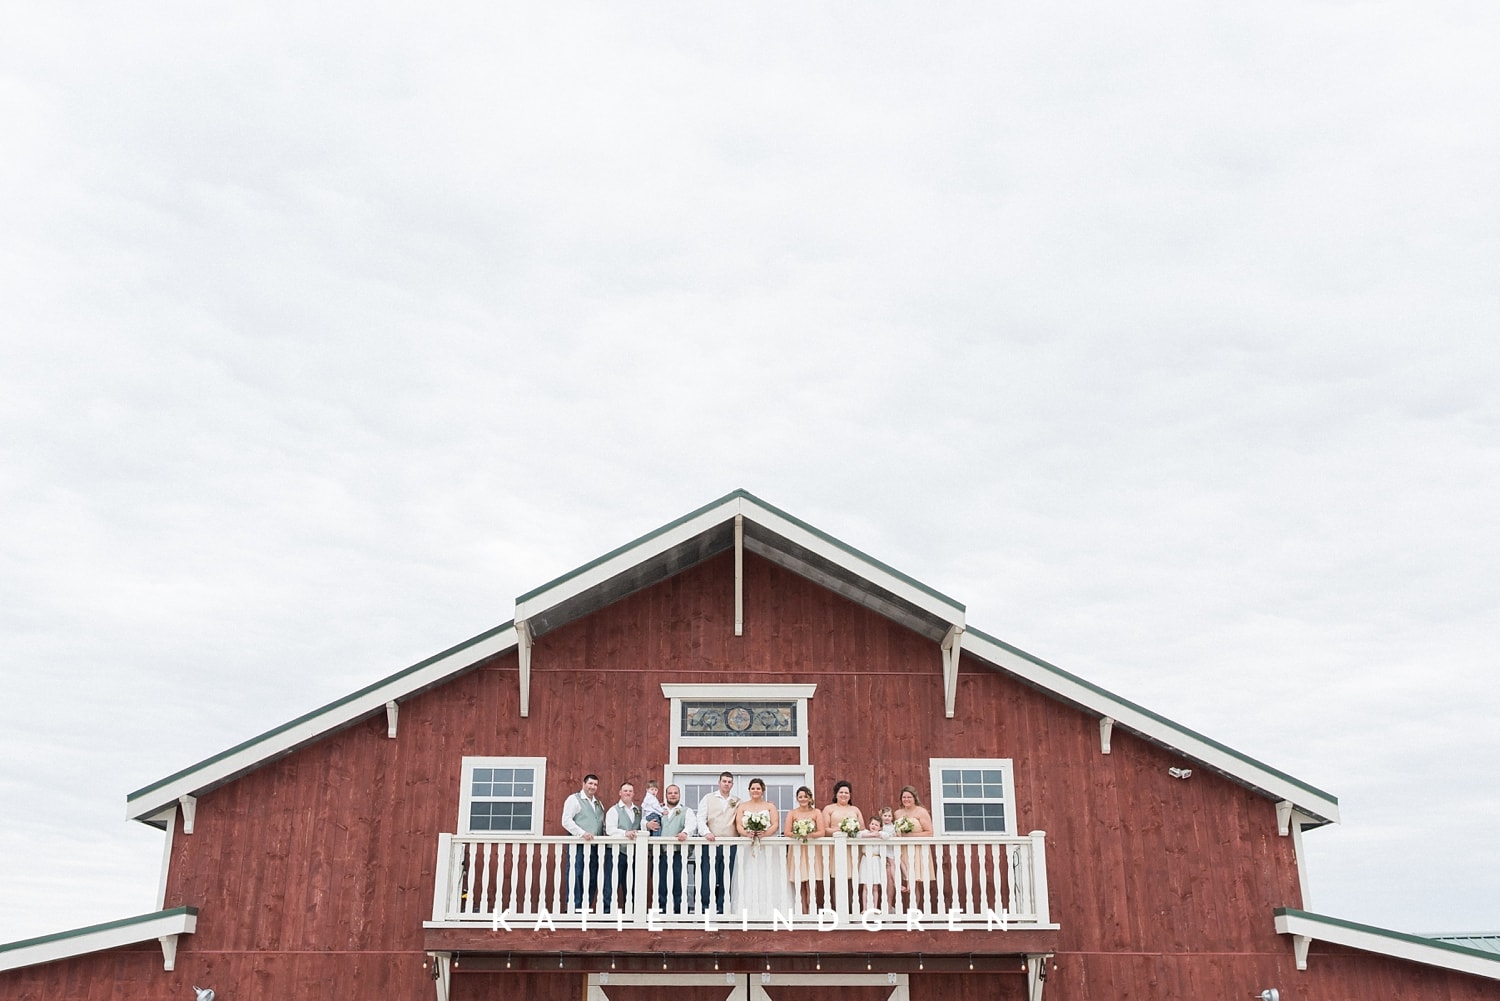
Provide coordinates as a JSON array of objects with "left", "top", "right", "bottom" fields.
[{"left": 560, "top": 771, "right": 937, "bottom": 918}]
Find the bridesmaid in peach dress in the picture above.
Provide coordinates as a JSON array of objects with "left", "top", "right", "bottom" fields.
[
  {"left": 783, "top": 786, "right": 825, "bottom": 912},
  {"left": 821, "top": 780, "right": 865, "bottom": 911},
  {"left": 894, "top": 785, "right": 935, "bottom": 907}
]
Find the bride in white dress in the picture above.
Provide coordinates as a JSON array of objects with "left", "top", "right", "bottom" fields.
[{"left": 733, "top": 778, "right": 790, "bottom": 918}]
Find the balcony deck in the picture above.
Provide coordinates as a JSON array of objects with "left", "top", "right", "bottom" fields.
[{"left": 427, "top": 832, "right": 1053, "bottom": 936}]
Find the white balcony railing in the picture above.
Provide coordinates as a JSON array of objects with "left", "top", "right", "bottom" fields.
[{"left": 430, "top": 832, "right": 1051, "bottom": 931}]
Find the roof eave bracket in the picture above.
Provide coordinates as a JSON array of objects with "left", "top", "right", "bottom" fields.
[
  {"left": 942, "top": 625, "right": 965, "bottom": 718},
  {"left": 517, "top": 619, "right": 533, "bottom": 718}
]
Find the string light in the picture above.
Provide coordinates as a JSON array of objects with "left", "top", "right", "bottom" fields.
[
  {"left": 815, "top": 954, "right": 821, "bottom": 971},
  {"left": 918, "top": 955, "right": 924, "bottom": 971},
  {"left": 505, "top": 953, "right": 511, "bottom": 970}
]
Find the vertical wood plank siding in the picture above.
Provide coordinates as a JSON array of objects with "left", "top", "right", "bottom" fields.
[{"left": 4, "top": 550, "right": 1494, "bottom": 999}]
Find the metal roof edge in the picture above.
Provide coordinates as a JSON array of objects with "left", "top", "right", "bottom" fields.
[
  {"left": 515, "top": 489, "right": 965, "bottom": 620},
  {"left": 516, "top": 489, "right": 749, "bottom": 604},
  {"left": 963, "top": 627, "right": 1340, "bottom": 823},
  {"left": 0, "top": 906, "right": 198, "bottom": 972},
  {"left": 126, "top": 621, "right": 518, "bottom": 821},
  {"left": 1275, "top": 908, "right": 1500, "bottom": 981},
  {"left": 734, "top": 491, "right": 965, "bottom": 611}
]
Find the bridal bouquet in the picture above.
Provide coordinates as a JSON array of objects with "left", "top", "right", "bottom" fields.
[
  {"left": 744, "top": 809, "right": 772, "bottom": 855},
  {"left": 894, "top": 816, "right": 917, "bottom": 835},
  {"left": 791, "top": 818, "right": 816, "bottom": 843},
  {"left": 839, "top": 816, "right": 861, "bottom": 837}
]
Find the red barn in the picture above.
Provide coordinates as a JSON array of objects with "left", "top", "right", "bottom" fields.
[{"left": 3, "top": 490, "right": 1497, "bottom": 999}]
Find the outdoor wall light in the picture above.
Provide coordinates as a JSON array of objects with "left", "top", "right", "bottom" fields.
[
  {"left": 192, "top": 989, "right": 215, "bottom": 1001},
  {"left": 1168, "top": 767, "right": 1193, "bottom": 779},
  {"left": 1253, "top": 991, "right": 1280, "bottom": 1001}
]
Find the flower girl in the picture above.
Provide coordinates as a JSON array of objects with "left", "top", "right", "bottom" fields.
[{"left": 856, "top": 813, "right": 894, "bottom": 912}]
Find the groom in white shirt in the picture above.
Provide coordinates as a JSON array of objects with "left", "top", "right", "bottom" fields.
[{"left": 696, "top": 771, "right": 739, "bottom": 914}]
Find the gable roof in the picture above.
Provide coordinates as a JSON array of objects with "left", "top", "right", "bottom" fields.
[{"left": 126, "top": 489, "right": 1338, "bottom": 826}]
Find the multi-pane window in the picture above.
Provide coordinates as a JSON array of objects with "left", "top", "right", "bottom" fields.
[
  {"left": 929, "top": 758, "right": 1016, "bottom": 836},
  {"left": 458, "top": 757, "right": 546, "bottom": 835},
  {"left": 668, "top": 769, "right": 814, "bottom": 816}
]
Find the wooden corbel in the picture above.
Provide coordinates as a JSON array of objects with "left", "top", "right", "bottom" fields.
[
  {"left": 942, "top": 625, "right": 965, "bottom": 718},
  {"left": 178, "top": 794, "right": 197, "bottom": 835},
  {"left": 516, "top": 619, "right": 533, "bottom": 718}
]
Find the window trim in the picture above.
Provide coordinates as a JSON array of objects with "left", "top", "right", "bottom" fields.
[
  {"left": 927, "top": 757, "right": 1017, "bottom": 837},
  {"left": 660, "top": 683, "right": 816, "bottom": 764},
  {"left": 457, "top": 756, "right": 547, "bottom": 836}
]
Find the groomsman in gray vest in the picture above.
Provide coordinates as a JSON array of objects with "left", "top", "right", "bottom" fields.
[
  {"left": 653, "top": 784, "right": 696, "bottom": 913},
  {"left": 561, "top": 773, "right": 611, "bottom": 912},
  {"left": 604, "top": 781, "right": 644, "bottom": 911}
]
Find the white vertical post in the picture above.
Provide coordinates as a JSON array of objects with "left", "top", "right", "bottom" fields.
[
  {"left": 1029, "top": 831, "right": 1050, "bottom": 926},
  {"left": 633, "top": 839, "right": 651, "bottom": 924},
  {"left": 432, "top": 834, "right": 454, "bottom": 921},
  {"left": 734, "top": 514, "right": 744, "bottom": 636}
]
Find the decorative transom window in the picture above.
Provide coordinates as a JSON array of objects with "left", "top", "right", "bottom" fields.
[
  {"left": 660, "top": 684, "right": 816, "bottom": 763},
  {"left": 458, "top": 757, "right": 546, "bottom": 835},
  {"left": 928, "top": 758, "right": 1016, "bottom": 836}
]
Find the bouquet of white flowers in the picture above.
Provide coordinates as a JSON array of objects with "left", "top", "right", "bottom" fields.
[
  {"left": 791, "top": 818, "right": 816, "bottom": 842},
  {"left": 839, "top": 816, "right": 861, "bottom": 837},
  {"left": 743, "top": 810, "right": 771, "bottom": 835},
  {"left": 895, "top": 816, "right": 917, "bottom": 835}
]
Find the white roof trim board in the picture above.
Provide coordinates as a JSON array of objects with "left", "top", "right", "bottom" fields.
[
  {"left": 125, "top": 624, "right": 519, "bottom": 824},
  {"left": 1276, "top": 908, "right": 1500, "bottom": 981},
  {"left": 964, "top": 629, "right": 1340, "bottom": 824},
  {"left": 0, "top": 907, "right": 197, "bottom": 972},
  {"left": 125, "top": 489, "right": 1337, "bottom": 828}
]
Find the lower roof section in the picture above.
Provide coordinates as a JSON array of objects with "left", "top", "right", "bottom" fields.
[
  {"left": 0, "top": 906, "right": 198, "bottom": 973},
  {"left": 1275, "top": 908, "right": 1500, "bottom": 982}
]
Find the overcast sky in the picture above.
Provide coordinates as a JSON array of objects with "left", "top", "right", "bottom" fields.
[{"left": 2, "top": 3, "right": 1497, "bottom": 946}]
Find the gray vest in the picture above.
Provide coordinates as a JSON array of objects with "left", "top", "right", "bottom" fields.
[
  {"left": 575, "top": 795, "right": 605, "bottom": 835},
  {"left": 659, "top": 806, "right": 688, "bottom": 837},
  {"left": 612, "top": 803, "right": 641, "bottom": 832}
]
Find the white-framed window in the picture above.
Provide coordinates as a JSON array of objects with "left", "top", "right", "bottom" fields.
[
  {"left": 928, "top": 758, "right": 1017, "bottom": 836},
  {"left": 458, "top": 756, "right": 547, "bottom": 835}
]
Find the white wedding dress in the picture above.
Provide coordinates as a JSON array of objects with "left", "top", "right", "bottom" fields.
[{"left": 732, "top": 836, "right": 792, "bottom": 918}]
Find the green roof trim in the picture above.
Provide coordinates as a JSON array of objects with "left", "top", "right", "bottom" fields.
[
  {"left": 127, "top": 620, "right": 516, "bottom": 802},
  {"left": 516, "top": 488, "right": 965, "bottom": 612},
  {"left": 0, "top": 907, "right": 198, "bottom": 954},
  {"left": 1276, "top": 908, "right": 1500, "bottom": 964},
  {"left": 967, "top": 625, "right": 1339, "bottom": 806}
]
